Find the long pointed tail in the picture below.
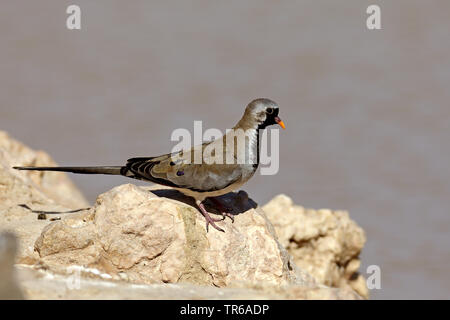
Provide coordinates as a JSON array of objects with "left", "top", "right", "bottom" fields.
[{"left": 13, "top": 166, "right": 125, "bottom": 175}]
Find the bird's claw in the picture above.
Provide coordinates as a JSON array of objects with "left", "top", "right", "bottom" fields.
[
  {"left": 221, "top": 212, "right": 235, "bottom": 223},
  {"left": 209, "top": 197, "right": 234, "bottom": 223},
  {"left": 205, "top": 219, "right": 225, "bottom": 233},
  {"left": 197, "top": 201, "right": 225, "bottom": 232}
]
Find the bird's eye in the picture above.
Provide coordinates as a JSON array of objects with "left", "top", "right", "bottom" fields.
[{"left": 266, "top": 108, "right": 274, "bottom": 114}]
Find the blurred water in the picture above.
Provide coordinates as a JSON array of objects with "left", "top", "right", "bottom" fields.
[{"left": 1, "top": 1, "right": 449, "bottom": 299}]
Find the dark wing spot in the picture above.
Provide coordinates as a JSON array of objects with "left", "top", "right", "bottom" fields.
[{"left": 176, "top": 170, "right": 184, "bottom": 176}]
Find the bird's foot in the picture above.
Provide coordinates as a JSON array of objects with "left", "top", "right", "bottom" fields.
[
  {"left": 209, "top": 197, "right": 235, "bottom": 223},
  {"left": 196, "top": 201, "right": 225, "bottom": 233}
]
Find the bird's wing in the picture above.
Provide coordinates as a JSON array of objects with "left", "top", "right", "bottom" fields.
[{"left": 125, "top": 139, "right": 244, "bottom": 192}]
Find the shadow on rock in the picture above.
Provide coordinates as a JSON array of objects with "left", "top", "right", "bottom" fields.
[{"left": 149, "top": 189, "right": 258, "bottom": 218}]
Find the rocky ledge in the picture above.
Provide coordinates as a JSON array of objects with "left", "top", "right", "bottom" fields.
[{"left": 0, "top": 131, "right": 367, "bottom": 299}]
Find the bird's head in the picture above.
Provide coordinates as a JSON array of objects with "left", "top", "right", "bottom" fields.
[{"left": 240, "top": 98, "right": 286, "bottom": 130}]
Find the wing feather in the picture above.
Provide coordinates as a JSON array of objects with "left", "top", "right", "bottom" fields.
[{"left": 125, "top": 140, "right": 245, "bottom": 192}]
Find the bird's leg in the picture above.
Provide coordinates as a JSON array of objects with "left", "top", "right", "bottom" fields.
[
  {"left": 195, "top": 200, "right": 225, "bottom": 233},
  {"left": 209, "top": 197, "right": 235, "bottom": 223}
]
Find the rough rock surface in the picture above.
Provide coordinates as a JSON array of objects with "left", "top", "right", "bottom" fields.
[
  {"left": 34, "top": 184, "right": 315, "bottom": 289},
  {"left": 0, "top": 131, "right": 88, "bottom": 209},
  {"left": 0, "top": 131, "right": 89, "bottom": 263},
  {"left": 263, "top": 195, "right": 368, "bottom": 298},
  {"left": 16, "top": 264, "right": 360, "bottom": 300}
]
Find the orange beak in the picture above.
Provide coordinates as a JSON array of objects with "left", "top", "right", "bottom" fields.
[{"left": 274, "top": 116, "right": 286, "bottom": 129}]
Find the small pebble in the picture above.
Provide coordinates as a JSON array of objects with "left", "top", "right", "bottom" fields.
[{"left": 37, "top": 213, "right": 47, "bottom": 220}]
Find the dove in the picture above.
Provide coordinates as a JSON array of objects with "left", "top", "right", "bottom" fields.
[{"left": 14, "top": 98, "right": 285, "bottom": 232}]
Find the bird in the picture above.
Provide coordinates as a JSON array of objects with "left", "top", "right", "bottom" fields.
[{"left": 14, "top": 98, "right": 285, "bottom": 232}]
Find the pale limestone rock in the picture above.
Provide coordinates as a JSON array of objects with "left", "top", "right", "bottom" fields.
[
  {"left": 0, "top": 206, "right": 51, "bottom": 264},
  {"left": 0, "top": 131, "right": 89, "bottom": 263},
  {"left": 35, "top": 184, "right": 316, "bottom": 289},
  {"left": 16, "top": 264, "right": 361, "bottom": 300},
  {"left": 0, "top": 130, "right": 88, "bottom": 209},
  {"left": 262, "top": 194, "right": 368, "bottom": 298}
]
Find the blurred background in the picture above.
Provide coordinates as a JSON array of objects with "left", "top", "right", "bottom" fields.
[{"left": 1, "top": 0, "right": 449, "bottom": 299}]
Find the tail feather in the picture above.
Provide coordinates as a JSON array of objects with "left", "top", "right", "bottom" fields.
[{"left": 13, "top": 166, "right": 124, "bottom": 175}]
